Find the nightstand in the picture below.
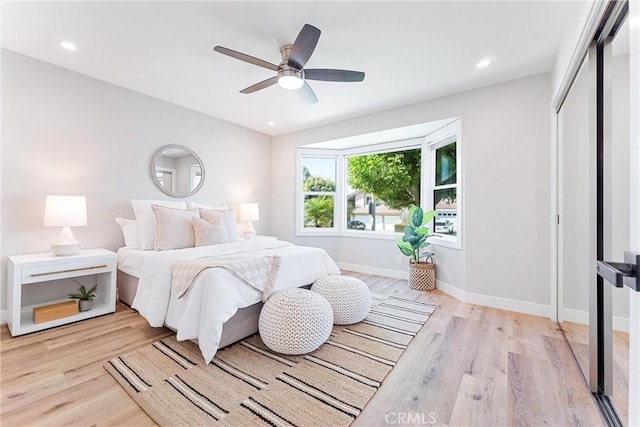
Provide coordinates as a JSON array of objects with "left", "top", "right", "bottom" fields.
[{"left": 7, "top": 248, "right": 117, "bottom": 336}]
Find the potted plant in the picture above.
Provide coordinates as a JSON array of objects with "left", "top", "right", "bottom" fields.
[
  {"left": 396, "top": 205, "right": 437, "bottom": 290},
  {"left": 69, "top": 284, "right": 97, "bottom": 312}
]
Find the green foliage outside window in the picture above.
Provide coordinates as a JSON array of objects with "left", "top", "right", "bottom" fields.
[
  {"left": 347, "top": 149, "right": 421, "bottom": 210},
  {"left": 302, "top": 165, "right": 335, "bottom": 228},
  {"left": 304, "top": 196, "right": 334, "bottom": 228}
]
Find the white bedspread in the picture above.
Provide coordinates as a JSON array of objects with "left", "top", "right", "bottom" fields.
[{"left": 127, "top": 239, "right": 340, "bottom": 362}]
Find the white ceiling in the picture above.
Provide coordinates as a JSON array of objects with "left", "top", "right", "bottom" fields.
[{"left": 1, "top": 1, "right": 586, "bottom": 136}]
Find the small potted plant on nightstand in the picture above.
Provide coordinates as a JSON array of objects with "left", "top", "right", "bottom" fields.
[
  {"left": 396, "top": 205, "right": 437, "bottom": 291},
  {"left": 69, "top": 284, "right": 97, "bottom": 312}
]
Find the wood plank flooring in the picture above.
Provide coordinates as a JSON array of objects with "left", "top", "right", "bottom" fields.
[{"left": 1, "top": 272, "right": 604, "bottom": 426}]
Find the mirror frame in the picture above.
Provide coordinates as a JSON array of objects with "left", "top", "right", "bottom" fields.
[{"left": 151, "top": 144, "right": 205, "bottom": 198}]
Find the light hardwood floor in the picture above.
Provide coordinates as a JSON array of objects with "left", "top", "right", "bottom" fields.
[{"left": 1, "top": 272, "right": 604, "bottom": 426}]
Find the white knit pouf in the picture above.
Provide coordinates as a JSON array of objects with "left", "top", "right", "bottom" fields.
[
  {"left": 259, "top": 288, "right": 333, "bottom": 355},
  {"left": 311, "top": 275, "right": 371, "bottom": 325}
]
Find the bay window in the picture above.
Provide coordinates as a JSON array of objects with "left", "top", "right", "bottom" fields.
[{"left": 296, "top": 119, "right": 461, "bottom": 249}]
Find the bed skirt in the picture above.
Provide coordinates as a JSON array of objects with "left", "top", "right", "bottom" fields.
[{"left": 116, "top": 269, "right": 309, "bottom": 349}]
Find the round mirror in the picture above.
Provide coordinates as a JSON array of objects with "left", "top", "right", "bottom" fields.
[{"left": 151, "top": 144, "right": 205, "bottom": 198}]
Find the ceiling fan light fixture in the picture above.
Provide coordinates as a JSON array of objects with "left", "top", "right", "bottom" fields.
[{"left": 278, "top": 75, "right": 304, "bottom": 90}]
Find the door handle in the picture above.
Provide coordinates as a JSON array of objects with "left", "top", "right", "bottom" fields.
[{"left": 597, "top": 251, "right": 639, "bottom": 292}]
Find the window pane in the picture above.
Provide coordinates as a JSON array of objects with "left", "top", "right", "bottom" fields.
[
  {"left": 346, "top": 148, "right": 420, "bottom": 233},
  {"left": 304, "top": 195, "right": 334, "bottom": 228},
  {"left": 302, "top": 158, "right": 336, "bottom": 191},
  {"left": 347, "top": 198, "right": 404, "bottom": 232},
  {"left": 434, "top": 188, "right": 457, "bottom": 236},
  {"left": 435, "top": 142, "right": 456, "bottom": 186}
]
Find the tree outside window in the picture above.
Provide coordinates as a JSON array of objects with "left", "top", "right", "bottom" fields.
[
  {"left": 302, "top": 159, "right": 336, "bottom": 228},
  {"left": 347, "top": 148, "right": 421, "bottom": 232}
]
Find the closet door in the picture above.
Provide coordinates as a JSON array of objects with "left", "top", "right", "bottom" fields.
[{"left": 558, "top": 3, "right": 635, "bottom": 425}]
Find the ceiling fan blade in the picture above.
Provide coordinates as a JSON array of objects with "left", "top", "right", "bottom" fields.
[
  {"left": 240, "top": 76, "right": 278, "bottom": 94},
  {"left": 288, "top": 24, "right": 321, "bottom": 70},
  {"left": 214, "top": 46, "right": 279, "bottom": 72},
  {"left": 296, "top": 82, "right": 318, "bottom": 104},
  {"left": 304, "top": 69, "right": 365, "bottom": 82}
]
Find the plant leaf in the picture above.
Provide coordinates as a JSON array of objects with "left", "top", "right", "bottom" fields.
[
  {"left": 411, "top": 206, "right": 423, "bottom": 227},
  {"left": 396, "top": 241, "right": 413, "bottom": 256},
  {"left": 404, "top": 225, "right": 417, "bottom": 238},
  {"left": 422, "top": 209, "right": 436, "bottom": 225}
]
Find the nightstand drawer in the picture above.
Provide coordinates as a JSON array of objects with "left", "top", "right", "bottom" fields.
[{"left": 21, "top": 260, "right": 112, "bottom": 284}]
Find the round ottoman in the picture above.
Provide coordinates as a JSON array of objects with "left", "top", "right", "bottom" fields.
[
  {"left": 258, "top": 288, "right": 333, "bottom": 355},
  {"left": 311, "top": 275, "right": 371, "bottom": 325}
]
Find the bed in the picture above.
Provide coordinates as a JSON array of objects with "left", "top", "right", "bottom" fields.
[{"left": 116, "top": 238, "right": 340, "bottom": 363}]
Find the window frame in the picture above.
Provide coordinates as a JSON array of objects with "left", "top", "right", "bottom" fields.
[
  {"left": 297, "top": 150, "right": 340, "bottom": 234},
  {"left": 296, "top": 119, "right": 462, "bottom": 249},
  {"left": 424, "top": 120, "right": 462, "bottom": 249}
]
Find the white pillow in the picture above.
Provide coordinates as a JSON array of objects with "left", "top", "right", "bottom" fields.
[
  {"left": 187, "top": 201, "right": 227, "bottom": 210},
  {"left": 199, "top": 209, "right": 239, "bottom": 242},
  {"left": 131, "top": 199, "right": 187, "bottom": 250},
  {"left": 152, "top": 205, "right": 199, "bottom": 251},
  {"left": 115, "top": 217, "right": 140, "bottom": 249},
  {"left": 192, "top": 217, "right": 228, "bottom": 247}
]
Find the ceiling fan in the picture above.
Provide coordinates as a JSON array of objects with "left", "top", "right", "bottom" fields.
[{"left": 213, "top": 24, "right": 365, "bottom": 104}]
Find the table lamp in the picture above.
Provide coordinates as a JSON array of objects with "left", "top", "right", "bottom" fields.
[
  {"left": 240, "top": 202, "right": 259, "bottom": 239},
  {"left": 43, "top": 195, "right": 87, "bottom": 256}
]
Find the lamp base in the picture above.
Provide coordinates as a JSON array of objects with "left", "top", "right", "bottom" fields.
[
  {"left": 243, "top": 229, "right": 256, "bottom": 240},
  {"left": 51, "top": 226, "right": 81, "bottom": 256},
  {"left": 51, "top": 243, "right": 81, "bottom": 256}
]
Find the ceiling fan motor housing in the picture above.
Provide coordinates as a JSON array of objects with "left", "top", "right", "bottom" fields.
[{"left": 278, "top": 44, "right": 304, "bottom": 80}]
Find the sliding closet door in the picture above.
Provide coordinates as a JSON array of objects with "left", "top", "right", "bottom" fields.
[
  {"left": 603, "top": 14, "right": 631, "bottom": 422},
  {"left": 558, "top": 55, "right": 592, "bottom": 380},
  {"left": 558, "top": 5, "right": 633, "bottom": 425}
]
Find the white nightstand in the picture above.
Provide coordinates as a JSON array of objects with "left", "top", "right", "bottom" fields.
[{"left": 7, "top": 248, "right": 117, "bottom": 336}]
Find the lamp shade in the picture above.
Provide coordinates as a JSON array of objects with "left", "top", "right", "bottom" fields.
[
  {"left": 240, "top": 203, "right": 260, "bottom": 222},
  {"left": 44, "top": 196, "right": 87, "bottom": 227}
]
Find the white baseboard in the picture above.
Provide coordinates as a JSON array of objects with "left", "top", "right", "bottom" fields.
[
  {"left": 0, "top": 309, "right": 6, "bottom": 325},
  {"left": 560, "top": 307, "right": 629, "bottom": 332},
  {"left": 435, "top": 279, "right": 465, "bottom": 301},
  {"left": 337, "top": 261, "right": 553, "bottom": 319},
  {"left": 464, "top": 290, "right": 552, "bottom": 318},
  {"left": 336, "top": 262, "right": 408, "bottom": 280}
]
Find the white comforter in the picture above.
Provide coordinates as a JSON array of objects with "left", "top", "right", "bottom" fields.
[{"left": 129, "top": 239, "right": 340, "bottom": 362}]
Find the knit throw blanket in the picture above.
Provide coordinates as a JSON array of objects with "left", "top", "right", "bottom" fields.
[{"left": 171, "top": 255, "right": 282, "bottom": 301}]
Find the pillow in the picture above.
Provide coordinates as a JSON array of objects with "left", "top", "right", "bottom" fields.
[
  {"left": 115, "top": 217, "right": 140, "bottom": 249},
  {"left": 187, "top": 201, "right": 228, "bottom": 210},
  {"left": 152, "top": 205, "right": 199, "bottom": 251},
  {"left": 199, "top": 209, "right": 240, "bottom": 242},
  {"left": 131, "top": 199, "right": 187, "bottom": 250},
  {"left": 192, "top": 217, "right": 228, "bottom": 247}
]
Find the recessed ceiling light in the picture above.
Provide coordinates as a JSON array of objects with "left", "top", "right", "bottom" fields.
[
  {"left": 60, "top": 40, "right": 77, "bottom": 51},
  {"left": 267, "top": 121, "right": 275, "bottom": 126},
  {"left": 476, "top": 59, "right": 491, "bottom": 69}
]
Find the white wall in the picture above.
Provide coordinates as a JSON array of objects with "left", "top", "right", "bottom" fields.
[
  {"left": 272, "top": 73, "right": 551, "bottom": 313},
  {"left": 1, "top": 49, "right": 272, "bottom": 313}
]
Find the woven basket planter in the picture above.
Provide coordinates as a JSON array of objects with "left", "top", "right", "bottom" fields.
[{"left": 409, "top": 261, "right": 436, "bottom": 291}]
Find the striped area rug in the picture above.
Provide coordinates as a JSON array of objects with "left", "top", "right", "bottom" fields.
[{"left": 105, "top": 294, "right": 436, "bottom": 426}]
